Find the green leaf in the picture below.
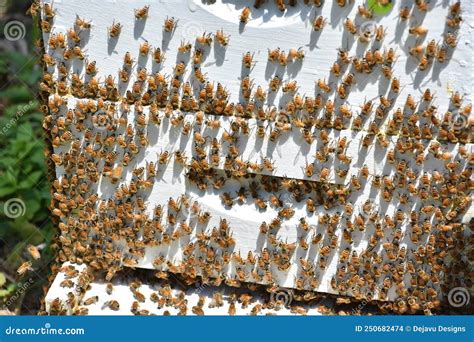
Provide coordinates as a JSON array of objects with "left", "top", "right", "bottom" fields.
[
  {"left": 0, "top": 273, "right": 6, "bottom": 287},
  {"left": 19, "top": 68, "right": 42, "bottom": 86},
  {"left": 0, "top": 85, "right": 31, "bottom": 104},
  {"left": 5, "top": 169, "right": 17, "bottom": 187},
  {"left": 0, "top": 289, "right": 13, "bottom": 297},
  {"left": 24, "top": 200, "right": 41, "bottom": 221},
  {"left": 0, "top": 59, "right": 8, "bottom": 73},
  {"left": 17, "top": 124, "right": 34, "bottom": 141},
  {"left": 0, "top": 158, "right": 17, "bottom": 168},
  {"left": 6, "top": 241, "right": 26, "bottom": 267},
  {"left": 10, "top": 220, "right": 44, "bottom": 245},
  {"left": 39, "top": 189, "right": 51, "bottom": 200},
  {"left": 0, "top": 186, "right": 17, "bottom": 198},
  {"left": 0, "top": 284, "right": 17, "bottom": 297},
  {"left": 18, "top": 170, "right": 43, "bottom": 189},
  {"left": 30, "top": 149, "right": 46, "bottom": 165}
]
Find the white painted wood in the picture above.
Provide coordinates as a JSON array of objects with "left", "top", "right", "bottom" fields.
[{"left": 42, "top": 0, "right": 473, "bottom": 307}]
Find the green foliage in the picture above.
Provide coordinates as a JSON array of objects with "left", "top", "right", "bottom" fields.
[{"left": 0, "top": 46, "right": 53, "bottom": 312}]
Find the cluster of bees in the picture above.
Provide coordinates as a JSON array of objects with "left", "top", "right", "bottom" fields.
[
  {"left": 34, "top": 0, "right": 473, "bottom": 315},
  {"left": 46, "top": 263, "right": 384, "bottom": 316}
]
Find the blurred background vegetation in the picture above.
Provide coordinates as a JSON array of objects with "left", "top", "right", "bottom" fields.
[{"left": 0, "top": 0, "right": 54, "bottom": 314}]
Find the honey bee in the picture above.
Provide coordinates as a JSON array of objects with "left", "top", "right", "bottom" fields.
[
  {"left": 445, "top": 32, "right": 458, "bottom": 48},
  {"left": 335, "top": 84, "right": 346, "bottom": 100},
  {"left": 75, "top": 15, "right": 92, "bottom": 30},
  {"left": 416, "top": 0, "right": 429, "bottom": 11},
  {"left": 192, "top": 48, "right": 204, "bottom": 65},
  {"left": 164, "top": 16, "right": 177, "bottom": 32},
  {"left": 176, "top": 40, "right": 192, "bottom": 54},
  {"left": 319, "top": 167, "right": 329, "bottom": 182},
  {"left": 274, "top": 0, "right": 288, "bottom": 11},
  {"left": 253, "top": 86, "right": 266, "bottom": 102},
  {"left": 283, "top": 81, "right": 297, "bottom": 93},
  {"left": 215, "top": 29, "right": 230, "bottom": 46},
  {"left": 437, "top": 46, "right": 448, "bottom": 63},
  {"left": 288, "top": 47, "right": 305, "bottom": 61},
  {"left": 422, "top": 88, "right": 434, "bottom": 102},
  {"left": 450, "top": 1, "right": 461, "bottom": 16},
  {"left": 399, "top": 6, "right": 410, "bottom": 21},
  {"left": 342, "top": 72, "right": 355, "bottom": 86},
  {"left": 275, "top": 50, "right": 287, "bottom": 66},
  {"left": 330, "top": 62, "right": 341, "bottom": 76},
  {"left": 304, "top": 162, "right": 314, "bottom": 177},
  {"left": 418, "top": 55, "right": 429, "bottom": 71},
  {"left": 240, "top": 7, "right": 251, "bottom": 23},
  {"left": 358, "top": 5, "right": 373, "bottom": 18},
  {"left": 269, "top": 76, "right": 281, "bottom": 91},
  {"left": 43, "top": 53, "right": 56, "bottom": 66},
  {"left": 391, "top": 77, "right": 400, "bottom": 93},
  {"left": 385, "top": 48, "right": 397, "bottom": 64},
  {"left": 375, "top": 25, "right": 386, "bottom": 42},
  {"left": 67, "top": 28, "right": 81, "bottom": 43},
  {"left": 409, "top": 43, "right": 424, "bottom": 57},
  {"left": 73, "top": 46, "right": 85, "bottom": 60},
  {"left": 317, "top": 78, "right": 331, "bottom": 93},
  {"left": 268, "top": 47, "right": 281, "bottom": 62},
  {"left": 48, "top": 33, "right": 62, "bottom": 49},
  {"left": 206, "top": 118, "right": 221, "bottom": 129},
  {"left": 135, "top": 5, "right": 149, "bottom": 20},
  {"left": 299, "top": 127, "right": 312, "bottom": 144},
  {"left": 258, "top": 157, "right": 273, "bottom": 172},
  {"left": 108, "top": 20, "right": 122, "bottom": 38},
  {"left": 27, "top": 245, "right": 41, "bottom": 260},
  {"left": 17, "top": 261, "right": 33, "bottom": 275},
  {"left": 296, "top": 218, "right": 310, "bottom": 232},
  {"left": 450, "top": 91, "right": 463, "bottom": 107},
  {"left": 85, "top": 60, "right": 97, "bottom": 75},
  {"left": 106, "top": 283, "right": 113, "bottom": 295},
  {"left": 136, "top": 41, "right": 150, "bottom": 57},
  {"left": 121, "top": 52, "right": 134, "bottom": 69},
  {"left": 84, "top": 295, "right": 99, "bottom": 306},
  {"left": 313, "top": 15, "right": 327, "bottom": 31},
  {"left": 105, "top": 300, "right": 120, "bottom": 311},
  {"left": 118, "top": 68, "right": 129, "bottom": 83},
  {"left": 344, "top": 18, "right": 357, "bottom": 34},
  {"left": 198, "top": 211, "right": 211, "bottom": 224},
  {"left": 27, "top": 1, "right": 40, "bottom": 17},
  {"left": 190, "top": 68, "right": 205, "bottom": 84},
  {"left": 171, "top": 62, "right": 185, "bottom": 78},
  {"left": 158, "top": 150, "right": 170, "bottom": 165},
  {"left": 243, "top": 51, "right": 255, "bottom": 68},
  {"left": 228, "top": 302, "right": 236, "bottom": 315},
  {"left": 62, "top": 48, "right": 73, "bottom": 61},
  {"left": 338, "top": 48, "right": 350, "bottom": 64},
  {"left": 425, "top": 39, "right": 438, "bottom": 58},
  {"left": 196, "top": 32, "right": 212, "bottom": 46},
  {"left": 43, "top": 3, "right": 56, "bottom": 20},
  {"left": 409, "top": 25, "right": 428, "bottom": 36}
]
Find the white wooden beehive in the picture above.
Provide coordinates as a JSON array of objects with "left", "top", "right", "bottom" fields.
[{"left": 40, "top": 0, "right": 473, "bottom": 315}]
